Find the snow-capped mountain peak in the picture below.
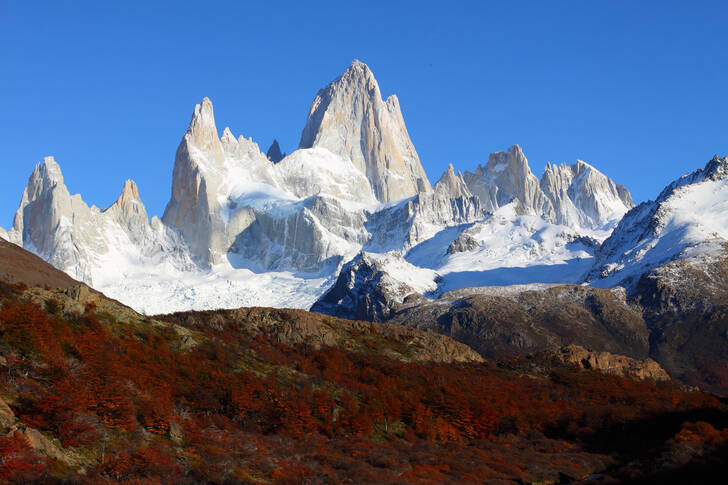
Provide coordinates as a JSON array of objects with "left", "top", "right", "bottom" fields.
[
  {"left": 298, "top": 59, "right": 431, "bottom": 203},
  {"left": 590, "top": 155, "right": 728, "bottom": 288},
  {"left": 463, "top": 144, "right": 555, "bottom": 219},
  {"left": 540, "top": 158, "right": 634, "bottom": 233}
]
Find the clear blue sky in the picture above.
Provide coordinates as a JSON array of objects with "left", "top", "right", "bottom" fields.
[{"left": 2, "top": 1, "right": 727, "bottom": 226}]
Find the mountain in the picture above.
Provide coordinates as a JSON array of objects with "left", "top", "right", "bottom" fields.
[
  {"left": 266, "top": 138, "right": 285, "bottom": 162},
  {"left": 462, "top": 145, "right": 634, "bottom": 234},
  {"left": 6, "top": 62, "right": 493, "bottom": 314},
  {"left": 434, "top": 163, "right": 472, "bottom": 199},
  {"left": 5, "top": 60, "right": 637, "bottom": 319},
  {"left": 311, "top": 251, "right": 438, "bottom": 321},
  {"left": 299, "top": 60, "right": 431, "bottom": 202},
  {"left": 312, "top": 155, "right": 728, "bottom": 394},
  {"left": 5, "top": 156, "right": 193, "bottom": 286},
  {"left": 589, "top": 155, "right": 728, "bottom": 288},
  {"left": 463, "top": 145, "right": 555, "bottom": 219},
  {"left": 541, "top": 159, "right": 634, "bottom": 233}
]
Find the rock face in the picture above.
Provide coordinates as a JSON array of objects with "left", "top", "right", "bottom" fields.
[
  {"left": 299, "top": 60, "right": 431, "bottom": 202},
  {"left": 311, "top": 252, "right": 437, "bottom": 321},
  {"left": 162, "top": 97, "right": 234, "bottom": 265},
  {"left": 555, "top": 344, "right": 670, "bottom": 381},
  {"left": 434, "top": 164, "right": 472, "bottom": 199},
  {"left": 463, "top": 145, "right": 554, "bottom": 218},
  {"left": 629, "top": 249, "right": 728, "bottom": 395},
  {"left": 7, "top": 156, "right": 96, "bottom": 282},
  {"left": 7, "top": 157, "right": 193, "bottom": 286},
  {"left": 266, "top": 139, "right": 284, "bottom": 163},
  {"left": 0, "top": 395, "right": 15, "bottom": 429},
  {"left": 462, "top": 147, "right": 633, "bottom": 233},
  {"left": 385, "top": 284, "right": 651, "bottom": 360},
  {"left": 541, "top": 160, "right": 634, "bottom": 230}
]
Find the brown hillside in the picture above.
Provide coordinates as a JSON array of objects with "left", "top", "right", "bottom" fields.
[{"left": 0, "top": 239, "right": 79, "bottom": 289}]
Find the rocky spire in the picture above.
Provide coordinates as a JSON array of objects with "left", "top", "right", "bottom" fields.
[
  {"left": 220, "top": 127, "right": 237, "bottom": 151},
  {"left": 299, "top": 60, "right": 431, "bottom": 202},
  {"left": 186, "top": 97, "right": 223, "bottom": 157},
  {"left": 266, "top": 139, "right": 285, "bottom": 163},
  {"left": 11, "top": 156, "right": 70, "bottom": 245},
  {"left": 8, "top": 157, "right": 96, "bottom": 282},
  {"left": 162, "top": 97, "right": 228, "bottom": 265},
  {"left": 463, "top": 145, "right": 555, "bottom": 219},
  {"left": 434, "top": 163, "right": 472, "bottom": 198},
  {"left": 162, "top": 97, "right": 273, "bottom": 267},
  {"left": 106, "top": 180, "right": 152, "bottom": 245}
]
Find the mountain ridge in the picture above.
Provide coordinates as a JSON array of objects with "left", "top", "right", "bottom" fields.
[{"left": 0, "top": 60, "right": 682, "bottom": 322}]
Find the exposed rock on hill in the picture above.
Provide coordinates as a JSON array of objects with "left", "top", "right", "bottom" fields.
[
  {"left": 162, "top": 306, "right": 482, "bottom": 365},
  {"left": 555, "top": 344, "right": 670, "bottom": 381},
  {"left": 387, "top": 284, "right": 651, "bottom": 360},
  {"left": 631, "top": 248, "right": 728, "bottom": 395}
]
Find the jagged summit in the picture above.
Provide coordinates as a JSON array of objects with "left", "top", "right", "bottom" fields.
[
  {"left": 4, "top": 63, "right": 703, "bottom": 320},
  {"left": 186, "top": 97, "right": 221, "bottom": 155},
  {"left": 540, "top": 159, "right": 634, "bottom": 230},
  {"left": 434, "top": 163, "right": 472, "bottom": 199},
  {"left": 463, "top": 145, "right": 554, "bottom": 218},
  {"left": 266, "top": 139, "right": 284, "bottom": 163},
  {"left": 299, "top": 60, "right": 431, "bottom": 202},
  {"left": 461, "top": 145, "right": 634, "bottom": 232},
  {"left": 114, "top": 179, "right": 141, "bottom": 205}
]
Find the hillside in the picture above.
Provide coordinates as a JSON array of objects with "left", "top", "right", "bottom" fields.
[
  {"left": 0, "top": 239, "right": 78, "bottom": 290},
  {"left": 0, "top": 245, "right": 727, "bottom": 482}
]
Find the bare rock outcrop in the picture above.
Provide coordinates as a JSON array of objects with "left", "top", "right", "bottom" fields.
[
  {"left": 1, "top": 396, "right": 86, "bottom": 466},
  {"left": 555, "top": 344, "right": 670, "bottom": 381},
  {"left": 0, "top": 395, "right": 15, "bottom": 429},
  {"left": 434, "top": 163, "right": 472, "bottom": 199},
  {"left": 162, "top": 305, "right": 482, "bottom": 365},
  {"left": 311, "top": 252, "right": 437, "bottom": 321}
]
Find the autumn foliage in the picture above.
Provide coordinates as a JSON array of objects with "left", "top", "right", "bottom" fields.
[{"left": 0, "top": 281, "right": 725, "bottom": 483}]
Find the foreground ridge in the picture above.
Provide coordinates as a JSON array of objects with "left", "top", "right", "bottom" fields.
[{"left": 0, "top": 243, "right": 724, "bottom": 483}]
